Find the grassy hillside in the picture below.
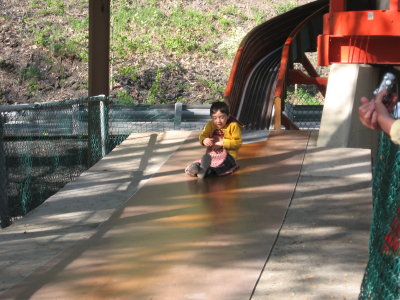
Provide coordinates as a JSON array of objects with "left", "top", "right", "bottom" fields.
[{"left": 0, "top": 0, "right": 313, "bottom": 105}]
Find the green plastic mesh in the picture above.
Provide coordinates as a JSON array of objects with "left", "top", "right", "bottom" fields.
[
  {"left": 0, "top": 97, "right": 207, "bottom": 227},
  {"left": 359, "top": 131, "right": 400, "bottom": 299}
]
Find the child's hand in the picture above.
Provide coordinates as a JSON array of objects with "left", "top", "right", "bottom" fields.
[
  {"left": 214, "top": 140, "right": 223, "bottom": 147},
  {"left": 203, "top": 137, "right": 214, "bottom": 147},
  {"left": 212, "top": 136, "right": 223, "bottom": 149}
]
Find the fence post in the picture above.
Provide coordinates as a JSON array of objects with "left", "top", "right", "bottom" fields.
[
  {"left": 0, "top": 114, "right": 11, "bottom": 227},
  {"left": 99, "top": 99, "right": 108, "bottom": 157},
  {"left": 174, "top": 102, "right": 182, "bottom": 130},
  {"left": 88, "top": 97, "right": 109, "bottom": 166},
  {"left": 71, "top": 104, "right": 80, "bottom": 135}
]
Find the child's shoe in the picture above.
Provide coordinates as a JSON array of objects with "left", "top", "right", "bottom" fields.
[
  {"left": 198, "top": 154, "right": 211, "bottom": 179},
  {"left": 185, "top": 163, "right": 200, "bottom": 177}
]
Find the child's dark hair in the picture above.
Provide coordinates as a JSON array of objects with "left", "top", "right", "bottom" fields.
[{"left": 210, "top": 101, "right": 230, "bottom": 116}]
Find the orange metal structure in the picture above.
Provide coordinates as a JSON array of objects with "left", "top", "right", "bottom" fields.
[{"left": 318, "top": 0, "right": 400, "bottom": 65}]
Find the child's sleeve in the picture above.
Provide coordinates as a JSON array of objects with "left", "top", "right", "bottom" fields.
[
  {"left": 223, "top": 122, "right": 242, "bottom": 150},
  {"left": 199, "top": 121, "right": 213, "bottom": 145},
  {"left": 390, "top": 119, "right": 400, "bottom": 145}
]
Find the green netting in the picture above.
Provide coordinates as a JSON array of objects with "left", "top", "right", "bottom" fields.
[
  {"left": 359, "top": 132, "right": 400, "bottom": 299},
  {"left": 0, "top": 97, "right": 208, "bottom": 227}
]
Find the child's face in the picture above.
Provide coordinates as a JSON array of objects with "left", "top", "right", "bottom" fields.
[{"left": 211, "top": 109, "right": 229, "bottom": 129}]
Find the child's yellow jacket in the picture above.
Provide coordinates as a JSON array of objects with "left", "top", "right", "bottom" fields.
[{"left": 199, "top": 120, "right": 243, "bottom": 159}]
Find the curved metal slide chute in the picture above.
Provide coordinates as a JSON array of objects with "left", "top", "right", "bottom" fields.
[{"left": 225, "top": 0, "right": 329, "bottom": 130}]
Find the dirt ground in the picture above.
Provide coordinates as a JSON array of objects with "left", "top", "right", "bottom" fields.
[{"left": 0, "top": 0, "right": 315, "bottom": 105}]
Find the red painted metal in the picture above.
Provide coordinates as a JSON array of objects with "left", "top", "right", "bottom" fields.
[
  {"left": 224, "top": 0, "right": 328, "bottom": 130},
  {"left": 318, "top": 0, "right": 400, "bottom": 65},
  {"left": 274, "top": 5, "right": 328, "bottom": 100},
  {"left": 273, "top": 4, "right": 328, "bottom": 130},
  {"left": 324, "top": 11, "right": 400, "bottom": 36},
  {"left": 224, "top": 47, "right": 243, "bottom": 98},
  {"left": 298, "top": 54, "right": 327, "bottom": 96},
  {"left": 390, "top": 0, "right": 400, "bottom": 10},
  {"left": 288, "top": 70, "right": 328, "bottom": 91},
  {"left": 329, "top": 0, "right": 345, "bottom": 12}
]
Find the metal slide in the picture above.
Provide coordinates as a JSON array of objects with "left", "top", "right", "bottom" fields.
[{"left": 225, "top": 0, "right": 329, "bottom": 130}]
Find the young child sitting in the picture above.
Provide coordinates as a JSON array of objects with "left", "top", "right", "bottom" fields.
[{"left": 185, "top": 101, "right": 243, "bottom": 179}]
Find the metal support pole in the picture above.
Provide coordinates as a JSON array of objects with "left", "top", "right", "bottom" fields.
[
  {"left": 88, "top": 0, "right": 110, "bottom": 166},
  {"left": 99, "top": 99, "right": 107, "bottom": 157},
  {"left": 71, "top": 104, "right": 79, "bottom": 135}
]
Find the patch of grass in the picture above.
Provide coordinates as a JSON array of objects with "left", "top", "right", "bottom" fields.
[
  {"left": 249, "top": 8, "right": 266, "bottom": 25},
  {"left": 289, "top": 87, "right": 321, "bottom": 105},
  {"left": 117, "top": 66, "right": 139, "bottom": 82},
  {"left": 274, "top": 1, "right": 298, "bottom": 14},
  {"left": 162, "top": 8, "right": 219, "bottom": 55},
  {"left": 20, "top": 65, "right": 42, "bottom": 94},
  {"left": 30, "top": 0, "right": 65, "bottom": 16},
  {"left": 20, "top": 65, "right": 42, "bottom": 82},
  {"left": 27, "top": 0, "right": 88, "bottom": 60},
  {"left": 0, "top": 89, "right": 7, "bottom": 104},
  {"left": 70, "top": 15, "right": 88, "bottom": 31},
  {"left": 147, "top": 67, "right": 164, "bottom": 104},
  {"left": 26, "top": 0, "right": 276, "bottom": 67},
  {"left": 199, "top": 78, "right": 225, "bottom": 101},
  {"left": 116, "top": 90, "right": 134, "bottom": 104},
  {"left": 110, "top": 2, "right": 246, "bottom": 62},
  {"left": 80, "top": 81, "right": 88, "bottom": 90}
]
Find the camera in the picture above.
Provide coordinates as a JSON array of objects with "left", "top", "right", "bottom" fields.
[{"left": 374, "top": 72, "right": 396, "bottom": 105}]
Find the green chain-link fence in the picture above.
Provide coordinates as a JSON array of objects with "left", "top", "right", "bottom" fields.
[
  {"left": 359, "top": 131, "right": 400, "bottom": 299},
  {"left": 284, "top": 85, "right": 324, "bottom": 131},
  {"left": 0, "top": 97, "right": 209, "bottom": 228}
]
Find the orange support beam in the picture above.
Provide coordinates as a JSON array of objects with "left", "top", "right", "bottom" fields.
[
  {"left": 390, "top": 0, "right": 400, "bottom": 10},
  {"left": 318, "top": 1, "right": 400, "bottom": 66},
  {"left": 288, "top": 70, "right": 327, "bottom": 95},
  {"left": 330, "top": 0, "right": 345, "bottom": 13}
]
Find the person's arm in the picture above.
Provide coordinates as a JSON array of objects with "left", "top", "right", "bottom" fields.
[
  {"left": 222, "top": 122, "right": 242, "bottom": 150},
  {"left": 374, "top": 91, "right": 397, "bottom": 135},
  {"left": 374, "top": 91, "right": 400, "bottom": 145},
  {"left": 199, "top": 121, "right": 214, "bottom": 146}
]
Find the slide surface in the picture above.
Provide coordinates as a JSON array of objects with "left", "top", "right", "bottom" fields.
[{"left": 6, "top": 131, "right": 310, "bottom": 299}]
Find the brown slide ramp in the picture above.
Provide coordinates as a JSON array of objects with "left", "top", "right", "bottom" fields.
[{"left": 9, "top": 131, "right": 310, "bottom": 300}]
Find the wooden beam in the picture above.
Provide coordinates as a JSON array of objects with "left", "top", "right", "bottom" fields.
[
  {"left": 88, "top": 0, "right": 110, "bottom": 97},
  {"left": 88, "top": 0, "right": 110, "bottom": 165},
  {"left": 274, "top": 96, "right": 282, "bottom": 130}
]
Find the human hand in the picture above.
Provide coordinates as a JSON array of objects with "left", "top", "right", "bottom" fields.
[
  {"left": 211, "top": 136, "right": 223, "bottom": 149},
  {"left": 359, "top": 96, "right": 379, "bottom": 130},
  {"left": 211, "top": 140, "right": 223, "bottom": 150},
  {"left": 203, "top": 137, "right": 214, "bottom": 147}
]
